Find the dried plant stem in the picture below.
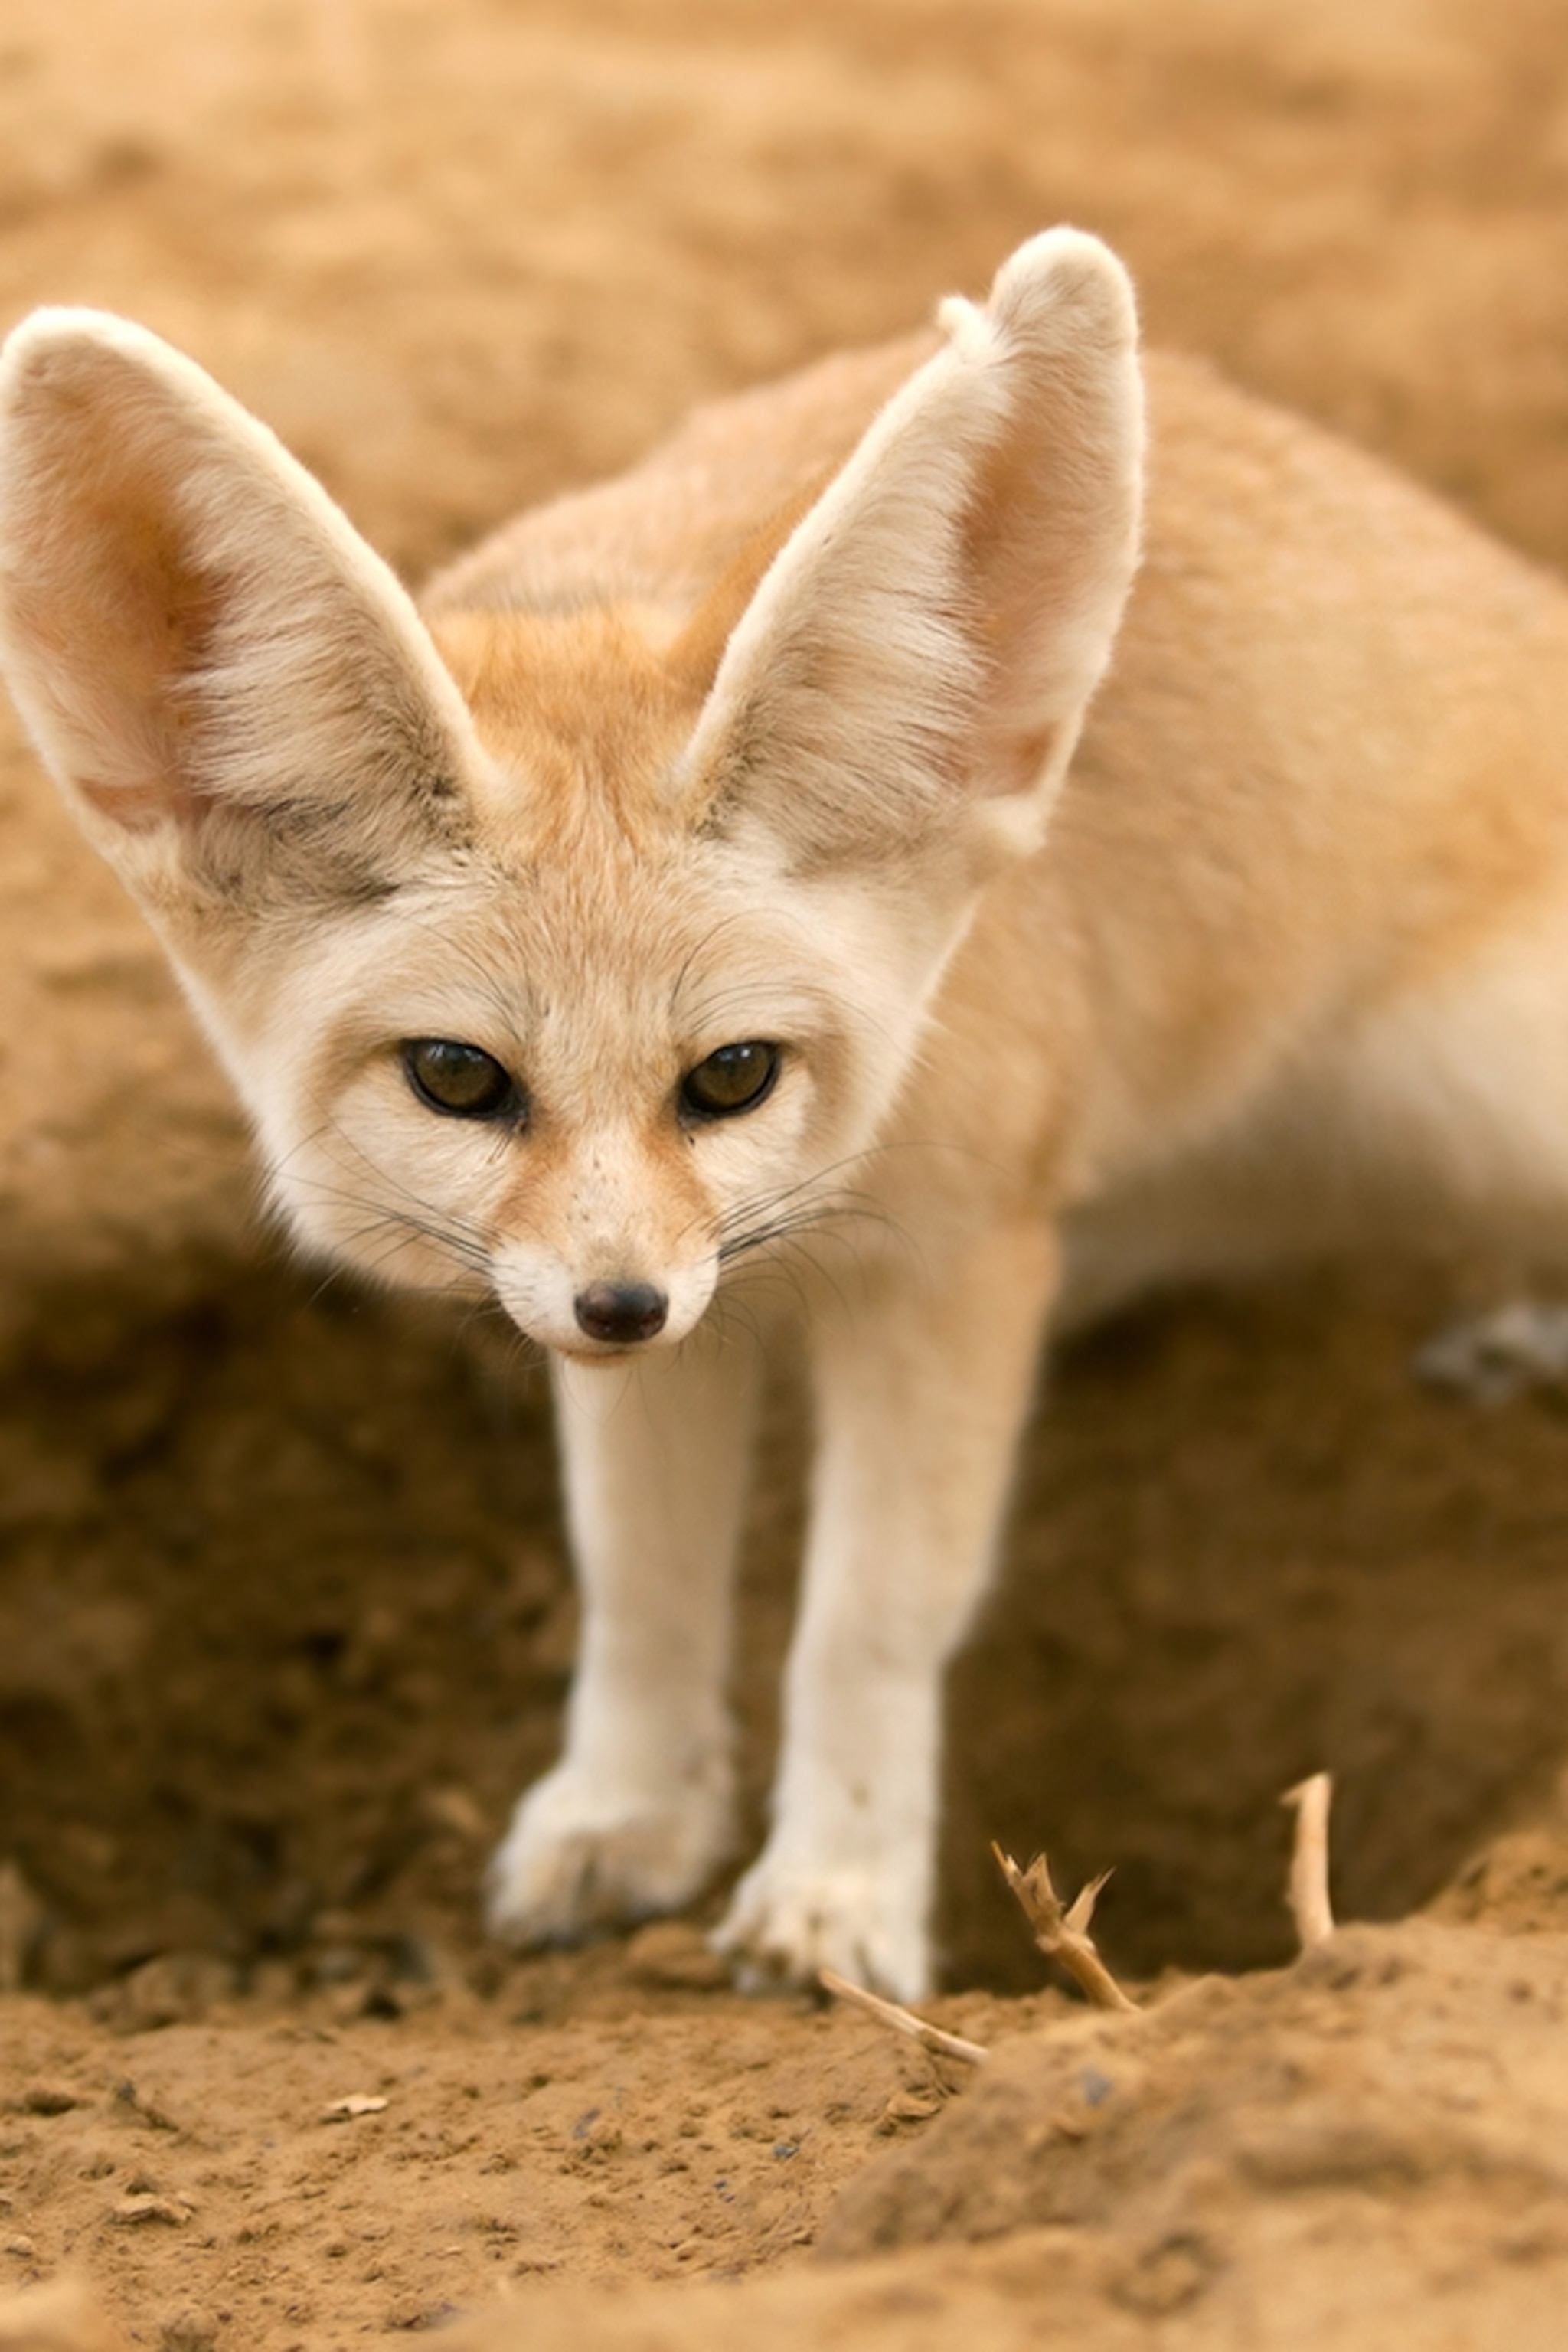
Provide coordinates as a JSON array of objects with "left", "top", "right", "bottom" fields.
[
  {"left": 818, "top": 1968, "right": 988, "bottom": 2065},
  {"left": 992, "top": 1843, "right": 1138, "bottom": 2012},
  {"left": 1282, "top": 1772, "right": 1335, "bottom": 1949}
]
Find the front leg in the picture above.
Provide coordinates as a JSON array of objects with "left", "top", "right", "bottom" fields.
[
  {"left": 716, "top": 1219, "right": 1060, "bottom": 2001},
  {"left": 489, "top": 1328, "right": 762, "bottom": 1944}
]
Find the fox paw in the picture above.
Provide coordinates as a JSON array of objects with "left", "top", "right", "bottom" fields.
[
  {"left": 713, "top": 1853, "right": 933, "bottom": 2003},
  {"left": 487, "top": 1762, "right": 735, "bottom": 1945}
]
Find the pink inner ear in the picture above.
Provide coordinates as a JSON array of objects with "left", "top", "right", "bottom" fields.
[
  {"left": 76, "top": 771, "right": 200, "bottom": 829},
  {"left": 984, "top": 723, "right": 1060, "bottom": 802},
  {"left": 21, "top": 472, "right": 225, "bottom": 831}
]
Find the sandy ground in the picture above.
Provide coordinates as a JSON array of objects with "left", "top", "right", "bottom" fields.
[{"left": 2, "top": 1, "right": 1568, "bottom": 2345}]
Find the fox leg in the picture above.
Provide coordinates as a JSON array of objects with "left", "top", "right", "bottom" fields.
[
  {"left": 716, "top": 1217, "right": 1061, "bottom": 2001},
  {"left": 488, "top": 1329, "right": 762, "bottom": 1943}
]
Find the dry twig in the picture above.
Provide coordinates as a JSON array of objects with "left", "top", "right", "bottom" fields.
[
  {"left": 992, "top": 1842, "right": 1139, "bottom": 2012},
  {"left": 1281, "top": 1772, "right": 1335, "bottom": 1949},
  {"left": 818, "top": 1968, "right": 988, "bottom": 2065}
]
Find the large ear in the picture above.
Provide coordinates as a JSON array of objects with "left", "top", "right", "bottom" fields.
[
  {"left": 0, "top": 310, "right": 486, "bottom": 923},
  {"left": 676, "top": 230, "right": 1143, "bottom": 871}
]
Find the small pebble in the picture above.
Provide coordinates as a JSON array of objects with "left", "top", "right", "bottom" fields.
[
  {"left": 159, "top": 2310, "right": 219, "bottom": 2352},
  {"left": 109, "top": 2194, "right": 194, "bottom": 2226},
  {"left": 19, "top": 2088, "right": 78, "bottom": 2117}
]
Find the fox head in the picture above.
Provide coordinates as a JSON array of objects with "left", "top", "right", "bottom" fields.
[{"left": 0, "top": 233, "right": 1142, "bottom": 1358}]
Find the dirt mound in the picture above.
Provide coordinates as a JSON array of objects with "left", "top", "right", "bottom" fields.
[
  {"left": 826, "top": 1919, "right": 1568, "bottom": 2262},
  {"left": 439, "top": 1912, "right": 1568, "bottom": 2352}
]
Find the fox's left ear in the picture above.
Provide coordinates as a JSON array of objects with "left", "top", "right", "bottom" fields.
[
  {"left": 678, "top": 230, "right": 1143, "bottom": 871},
  {"left": 0, "top": 310, "right": 485, "bottom": 925}
]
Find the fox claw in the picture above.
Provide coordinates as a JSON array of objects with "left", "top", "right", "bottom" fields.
[
  {"left": 488, "top": 1765, "right": 735, "bottom": 1945},
  {"left": 713, "top": 1854, "right": 933, "bottom": 2004}
]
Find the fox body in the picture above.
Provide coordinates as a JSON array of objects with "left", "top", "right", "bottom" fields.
[{"left": 1, "top": 234, "right": 1565, "bottom": 1998}]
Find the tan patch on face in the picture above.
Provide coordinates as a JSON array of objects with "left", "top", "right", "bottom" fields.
[
  {"left": 492, "top": 1102, "right": 715, "bottom": 1279},
  {"left": 428, "top": 606, "right": 705, "bottom": 855},
  {"left": 427, "top": 490, "right": 820, "bottom": 856}
]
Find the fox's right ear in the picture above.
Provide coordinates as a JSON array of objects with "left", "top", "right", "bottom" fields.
[{"left": 0, "top": 310, "right": 486, "bottom": 925}]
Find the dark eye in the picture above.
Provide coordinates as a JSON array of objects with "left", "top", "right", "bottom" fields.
[
  {"left": 680, "top": 1040, "right": 781, "bottom": 1120},
  {"left": 401, "top": 1038, "right": 520, "bottom": 1121}
]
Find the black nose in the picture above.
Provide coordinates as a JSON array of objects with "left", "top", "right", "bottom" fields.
[{"left": 573, "top": 1280, "right": 669, "bottom": 1344}]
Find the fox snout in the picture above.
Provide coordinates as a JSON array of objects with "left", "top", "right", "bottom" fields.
[
  {"left": 492, "top": 1248, "right": 715, "bottom": 1358},
  {"left": 490, "top": 1187, "right": 722, "bottom": 1355}
]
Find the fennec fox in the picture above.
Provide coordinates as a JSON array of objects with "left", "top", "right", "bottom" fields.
[{"left": 2, "top": 232, "right": 1566, "bottom": 2000}]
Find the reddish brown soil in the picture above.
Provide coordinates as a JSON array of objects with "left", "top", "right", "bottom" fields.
[{"left": 2, "top": 4, "right": 1568, "bottom": 2347}]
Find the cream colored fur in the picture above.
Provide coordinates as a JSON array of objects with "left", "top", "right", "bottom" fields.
[{"left": 1, "top": 232, "right": 1565, "bottom": 1997}]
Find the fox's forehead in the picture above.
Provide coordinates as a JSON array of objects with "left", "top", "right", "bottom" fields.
[
  {"left": 429, "top": 603, "right": 711, "bottom": 859},
  {"left": 446, "top": 845, "right": 794, "bottom": 1037},
  {"left": 273, "top": 603, "right": 882, "bottom": 1099},
  {"left": 308, "top": 775, "right": 838, "bottom": 1098},
  {"left": 397, "top": 605, "right": 848, "bottom": 1073}
]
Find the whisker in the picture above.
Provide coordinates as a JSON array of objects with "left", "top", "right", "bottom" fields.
[{"left": 263, "top": 1112, "right": 504, "bottom": 1293}]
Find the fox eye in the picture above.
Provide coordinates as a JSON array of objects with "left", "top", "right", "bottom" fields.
[
  {"left": 680, "top": 1040, "right": 781, "bottom": 1120},
  {"left": 401, "top": 1038, "right": 520, "bottom": 1121}
]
